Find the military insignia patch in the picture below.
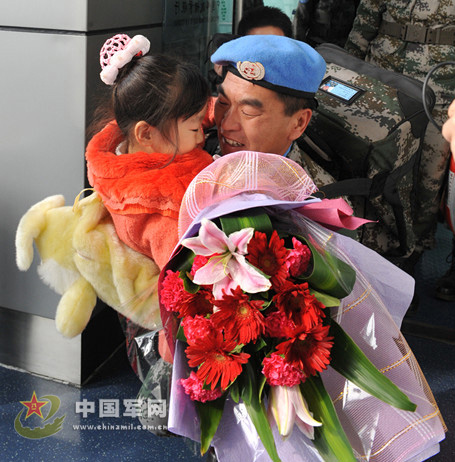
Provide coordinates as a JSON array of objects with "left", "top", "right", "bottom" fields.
[{"left": 236, "top": 61, "right": 265, "bottom": 81}]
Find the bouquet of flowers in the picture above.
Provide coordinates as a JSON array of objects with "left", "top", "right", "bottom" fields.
[
  {"left": 160, "top": 209, "right": 417, "bottom": 462},
  {"left": 152, "top": 151, "right": 444, "bottom": 462}
]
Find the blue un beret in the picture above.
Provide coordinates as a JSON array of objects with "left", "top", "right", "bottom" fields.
[{"left": 210, "top": 35, "right": 326, "bottom": 98}]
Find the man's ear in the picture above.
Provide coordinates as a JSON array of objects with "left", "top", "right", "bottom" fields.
[{"left": 288, "top": 108, "right": 313, "bottom": 141}]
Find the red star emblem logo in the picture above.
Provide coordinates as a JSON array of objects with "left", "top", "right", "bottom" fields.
[{"left": 20, "top": 392, "right": 48, "bottom": 419}]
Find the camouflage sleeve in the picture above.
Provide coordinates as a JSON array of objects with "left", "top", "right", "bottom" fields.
[{"left": 344, "top": 0, "right": 384, "bottom": 59}]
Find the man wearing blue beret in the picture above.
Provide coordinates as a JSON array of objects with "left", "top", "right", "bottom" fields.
[{"left": 209, "top": 34, "right": 333, "bottom": 185}]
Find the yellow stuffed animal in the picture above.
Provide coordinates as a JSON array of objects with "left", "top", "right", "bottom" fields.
[{"left": 15, "top": 192, "right": 161, "bottom": 338}]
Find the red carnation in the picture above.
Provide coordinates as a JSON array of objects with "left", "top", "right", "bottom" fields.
[
  {"left": 262, "top": 353, "right": 305, "bottom": 387},
  {"left": 160, "top": 270, "right": 186, "bottom": 313},
  {"left": 246, "top": 230, "right": 290, "bottom": 289},
  {"left": 180, "top": 371, "right": 223, "bottom": 402},
  {"left": 286, "top": 238, "right": 312, "bottom": 277},
  {"left": 190, "top": 255, "right": 210, "bottom": 276},
  {"left": 212, "top": 286, "right": 265, "bottom": 344},
  {"left": 275, "top": 324, "right": 334, "bottom": 376},
  {"left": 273, "top": 281, "right": 325, "bottom": 329},
  {"left": 264, "top": 310, "right": 296, "bottom": 338},
  {"left": 181, "top": 315, "right": 215, "bottom": 344},
  {"left": 185, "top": 331, "right": 250, "bottom": 390}
]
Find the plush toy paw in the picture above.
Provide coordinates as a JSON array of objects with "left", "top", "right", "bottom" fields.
[
  {"left": 15, "top": 192, "right": 162, "bottom": 338},
  {"left": 16, "top": 195, "right": 65, "bottom": 272},
  {"left": 55, "top": 277, "right": 97, "bottom": 338}
]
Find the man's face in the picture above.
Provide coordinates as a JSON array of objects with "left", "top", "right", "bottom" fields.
[{"left": 214, "top": 72, "right": 310, "bottom": 156}]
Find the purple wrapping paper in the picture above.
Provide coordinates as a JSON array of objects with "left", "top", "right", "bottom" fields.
[
  {"left": 169, "top": 340, "right": 200, "bottom": 442},
  {"left": 167, "top": 200, "right": 445, "bottom": 462}
]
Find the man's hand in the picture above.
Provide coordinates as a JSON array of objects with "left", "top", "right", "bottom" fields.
[{"left": 442, "top": 99, "right": 455, "bottom": 158}]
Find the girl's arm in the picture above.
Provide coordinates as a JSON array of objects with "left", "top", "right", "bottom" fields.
[{"left": 111, "top": 212, "right": 179, "bottom": 270}]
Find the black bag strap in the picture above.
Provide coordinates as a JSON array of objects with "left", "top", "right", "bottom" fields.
[
  {"left": 317, "top": 173, "right": 396, "bottom": 203},
  {"left": 379, "top": 21, "right": 455, "bottom": 46},
  {"left": 318, "top": 175, "right": 409, "bottom": 252},
  {"left": 317, "top": 178, "right": 372, "bottom": 198},
  {"left": 317, "top": 149, "right": 420, "bottom": 254}
]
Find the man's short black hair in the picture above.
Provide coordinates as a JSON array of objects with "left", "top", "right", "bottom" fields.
[
  {"left": 276, "top": 92, "right": 318, "bottom": 116},
  {"left": 237, "top": 6, "right": 293, "bottom": 38}
]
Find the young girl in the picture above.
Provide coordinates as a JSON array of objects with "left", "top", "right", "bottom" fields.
[{"left": 86, "top": 34, "right": 214, "bottom": 270}]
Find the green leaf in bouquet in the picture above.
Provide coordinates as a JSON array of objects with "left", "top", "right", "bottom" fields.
[
  {"left": 309, "top": 289, "right": 340, "bottom": 308},
  {"left": 258, "top": 374, "right": 267, "bottom": 403},
  {"left": 229, "top": 343, "right": 246, "bottom": 355},
  {"left": 171, "top": 246, "right": 195, "bottom": 274},
  {"left": 180, "top": 271, "right": 200, "bottom": 294},
  {"left": 252, "top": 336, "right": 268, "bottom": 353},
  {"left": 239, "top": 366, "right": 253, "bottom": 406},
  {"left": 242, "top": 362, "right": 282, "bottom": 462},
  {"left": 219, "top": 208, "right": 273, "bottom": 236},
  {"left": 196, "top": 396, "right": 227, "bottom": 455},
  {"left": 329, "top": 320, "right": 417, "bottom": 412},
  {"left": 230, "top": 381, "right": 240, "bottom": 404},
  {"left": 295, "top": 236, "right": 356, "bottom": 299},
  {"left": 300, "top": 374, "right": 357, "bottom": 462},
  {"left": 258, "top": 297, "right": 273, "bottom": 309},
  {"left": 176, "top": 324, "right": 187, "bottom": 343}
]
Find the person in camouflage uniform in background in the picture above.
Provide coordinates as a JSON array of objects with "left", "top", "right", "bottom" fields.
[
  {"left": 344, "top": 0, "right": 455, "bottom": 286},
  {"left": 293, "top": 0, "right": 360, "bottom": 47}
]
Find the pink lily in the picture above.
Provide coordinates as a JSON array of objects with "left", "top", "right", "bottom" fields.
[
  {"left": 182, "top": 218, "right": 271, "bottom": 299},
  {"left": 268, "top": 385, "right": 322, "bottom": 440}
]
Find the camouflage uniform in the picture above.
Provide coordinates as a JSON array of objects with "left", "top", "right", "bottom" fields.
[
  {"left": 288, "top": 142, "right": 361, "bottom": 240},
  {"left": 345, "top": 0, "right": 455, "bottom": 254},
  {"left": 288, "top": 141, "right": 337, "bottom": 187}
]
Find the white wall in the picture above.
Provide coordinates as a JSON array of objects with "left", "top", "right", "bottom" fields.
[
  {"left": 0, "top": 31, "right": 87, "bottom": 319},
  {"left": 0, "top": 1, "right": 163, "bottom": 319}
]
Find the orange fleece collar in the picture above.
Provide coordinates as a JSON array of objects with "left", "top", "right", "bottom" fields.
[{"left": 86, "top": 122, "right": 213, "bottom": 216}]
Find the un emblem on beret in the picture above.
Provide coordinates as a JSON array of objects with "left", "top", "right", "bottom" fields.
[{"left": 236, "top": 61, "right": 265, "bottom": 81}]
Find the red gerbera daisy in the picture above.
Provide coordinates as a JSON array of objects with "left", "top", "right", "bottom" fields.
[
  {"left": 275, "top": 323, "right": 334, "bottom": 376},
  {"left": 178, "top": 287, "right": 214, "bottom": 318},
  {"left": 246, "top": 230, "right": 289, "bottom": 289},
  {"left": 273, "top": 281, "right": 325, "bottom": 329},
  {"left": 185, "top": 331, "right": 250, "bottom": 390},
  {"left": 212, "top": 286, "right": 265, "bottom": 344}
]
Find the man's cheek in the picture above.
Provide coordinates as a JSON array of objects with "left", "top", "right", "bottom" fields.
[{"left": 214, "top": 100, "right": 227, "bottom": 118}]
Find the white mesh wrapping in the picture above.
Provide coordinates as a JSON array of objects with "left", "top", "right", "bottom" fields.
[{"left": 178, "top": 151, "right": 318, "bottom": 238}]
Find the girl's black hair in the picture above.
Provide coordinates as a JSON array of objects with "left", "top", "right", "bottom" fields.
[{"left": 89, "top": 53, "right": 210, "bottom": 150}]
